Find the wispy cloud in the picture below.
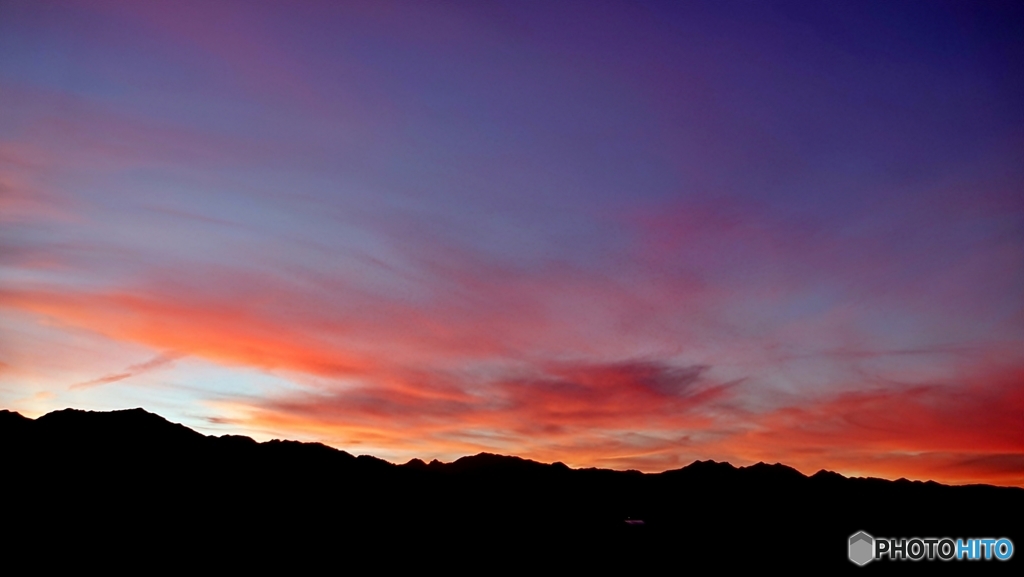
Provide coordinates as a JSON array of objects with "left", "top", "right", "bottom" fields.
[{"left": 71, "top": 353, "right": 182, "bottom": 390}]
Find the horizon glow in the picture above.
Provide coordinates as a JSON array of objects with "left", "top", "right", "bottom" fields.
[{"left": 1, "top": 0, "right": 1022, "bottom": 486}]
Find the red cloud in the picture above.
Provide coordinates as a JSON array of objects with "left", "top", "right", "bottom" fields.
[
  {"left": 225, "top": 360, "right": 738, "bottom": 468},
  {"left": 497, "top": 361, "right": 733, "bottom": 431},
  {"left": 6, "top": 275, "right": 1019, "bottom": 486},
  {"left": 229, "top": 362, "right": 1023, "bottom": 487},
  {"left": 710, "top": 367, "right": 1024, "bottom": 486}
]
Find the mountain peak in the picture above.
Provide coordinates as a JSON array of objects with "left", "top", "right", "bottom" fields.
[{"left": 743, "top": 461, "right": 806, "bottom": 479}]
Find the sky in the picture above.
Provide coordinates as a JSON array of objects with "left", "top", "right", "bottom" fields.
[{"left": 1, "top": 0, "right": 1022, "bottom": 486}]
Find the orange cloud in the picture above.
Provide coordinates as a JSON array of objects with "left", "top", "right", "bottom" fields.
[
  {"left": 4, "top": 261, "right": 1019, "bottom": 487},
  {"left": 0, "top": 287, "right": 378, "bottom": 377},
  {"left": 216, "top": 362, "right": 1024, "bottom": 487},
  {"left": 215, "top": 360, "right": 738, "bottom": 469}
]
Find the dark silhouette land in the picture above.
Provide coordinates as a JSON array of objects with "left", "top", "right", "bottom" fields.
[{"left": 3, "top": 407, "right": 1020, "bottom": 571}]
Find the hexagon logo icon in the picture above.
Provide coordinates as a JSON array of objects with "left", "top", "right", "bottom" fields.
[{"left": 849, "top": 531, "right": 874, "bottom": 566}]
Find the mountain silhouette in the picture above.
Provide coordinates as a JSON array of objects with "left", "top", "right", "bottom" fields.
[{"left": 3, "top": 407, "right": 1020, "bottom": 571}]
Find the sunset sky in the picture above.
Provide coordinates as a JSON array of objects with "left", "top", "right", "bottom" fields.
[{"left": 1, "top": 0, "right": 1022, "bottom": 486}]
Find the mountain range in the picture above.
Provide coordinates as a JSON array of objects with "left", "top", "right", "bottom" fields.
[{"left": 3, "top": 407, "right": 1020, "bottom": 571}]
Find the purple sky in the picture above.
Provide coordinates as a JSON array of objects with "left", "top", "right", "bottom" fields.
[{"left": 1, "top": 0, "right": 1022, "bottom": 485}]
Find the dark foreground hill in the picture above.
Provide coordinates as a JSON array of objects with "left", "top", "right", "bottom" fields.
[{"left": 2, "top": 408, "right": 1020, "bottom": 571}]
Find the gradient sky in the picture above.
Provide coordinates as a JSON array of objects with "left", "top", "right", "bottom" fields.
[{"left": 1, "top": 0, "right": 1022, "bottom": 486}]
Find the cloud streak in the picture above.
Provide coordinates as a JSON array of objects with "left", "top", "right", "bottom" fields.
[{"left": 70, "top": 353, "right": 182, "bottom": 390}]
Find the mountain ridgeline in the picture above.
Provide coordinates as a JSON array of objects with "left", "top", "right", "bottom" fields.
[{"left": 2, "top": 408, "right": 1020, "bottom": 571}]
